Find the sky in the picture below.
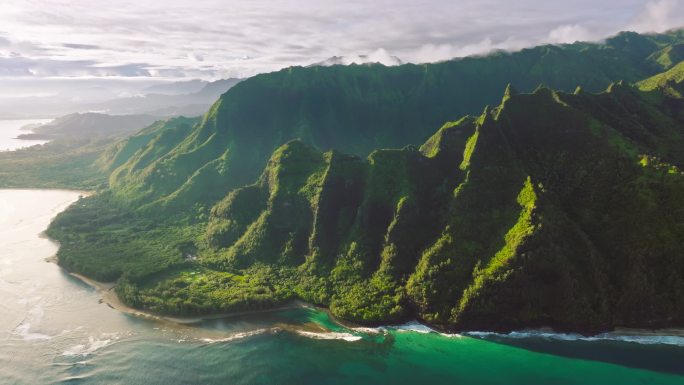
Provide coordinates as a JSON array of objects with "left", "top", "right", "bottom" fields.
[{"left": 0, "top": 0, "right": 683, "bottom": 81}]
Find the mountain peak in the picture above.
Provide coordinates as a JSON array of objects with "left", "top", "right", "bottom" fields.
[{"left": 503, "top": 83, "right": 519, "bottom": 101}]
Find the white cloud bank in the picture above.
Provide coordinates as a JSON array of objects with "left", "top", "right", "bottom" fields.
[
  {"left": 547, "top": 24, "right": 595, "bottom": 44},
  {"left": 0, "top": 0, "right": 682, "bottom": 79},
  {"left": 629, "top": 0, "right": 684, "bottom": 32}
]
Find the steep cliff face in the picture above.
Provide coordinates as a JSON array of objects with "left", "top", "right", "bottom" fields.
[{"left": 187, "top": 83, "right": 684, "bottom": 331}]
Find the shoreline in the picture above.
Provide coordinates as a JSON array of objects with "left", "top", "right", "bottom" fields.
[
  {"left": 0, "top": 187, "right": 93, "bottom": 194},
  {"left": 63, "top": 268, "right": 311, "bottom": 325},
  {"left": 29, "top": 187, "right": 322, "bottom": 330},
  {"left": 63, "top": 268, "right": 684, "bottom": 339},
  {"left": 30, "top": 188, "right": 684, "bottom": 340}
]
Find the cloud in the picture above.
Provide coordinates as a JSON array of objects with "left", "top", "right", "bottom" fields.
[
  {"left": 406, "top": 36, "right": 536, "bottom": 63},
  {"left": 187, "top": 53, "right": 205, "bottom": 62},
  {"left": 628, "top": 0, "right": 684, "bottom": 32},
  {"left": 0, "top": 54, "right": 156, "bottom": 77},
  {"left": 62, "top": 43, "right": 101, "bottom": 50},
  {"left": 547, "top": 24, "right": 595, "bottom": 44},
  {"left": 0, "top": 1, "right": 680, "bottom": 80},
  {"left": 327, "top": 48, "right": 402, "bottom": 66}
]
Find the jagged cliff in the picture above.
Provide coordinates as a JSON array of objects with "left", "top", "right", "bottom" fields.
[{"left": 47, "top": 30, "right": 684, "bottom": 332}]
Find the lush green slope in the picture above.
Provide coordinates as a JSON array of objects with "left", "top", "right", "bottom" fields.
[
  {"left": 106, "top": 30, "right": 684, "bottom": 211},
  {"left": 0, "top": 138, "right": 110, "bottom": 189},
  {"left": 638, "top": 60, "right": 684, "bottom": 97},
  {"left": 49, "top": 78, "right": 684, "bottom": 332}
]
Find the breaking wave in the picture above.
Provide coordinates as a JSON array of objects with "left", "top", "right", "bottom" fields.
[
  {"left": 295, "top": 331, "right": 363, "bottom": 342},
  {"left": 200, "top": 328, "right": 271, "bottom": 343},
  {"left": 464, "top": 330, "right": 684, "bottom": 346},
  {"left": 62, "top": 333, "right": 121, "bottom": 356}
]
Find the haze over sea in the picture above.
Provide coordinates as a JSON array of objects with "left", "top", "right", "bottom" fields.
[{"left": 0, "top": 120, "right": 51, "bottom": 151}]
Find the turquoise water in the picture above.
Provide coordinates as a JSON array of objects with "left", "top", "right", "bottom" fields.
[
  {"left": 1, "top": 190, "right": 683, "bottom": 385},
  {"left": 47, "top": 308, "right": 684, "bottom": 385}
]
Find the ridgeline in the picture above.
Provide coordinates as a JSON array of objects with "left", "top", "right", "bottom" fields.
[{"left": 44, "top": 29, "right": 684, "bottom": 333}]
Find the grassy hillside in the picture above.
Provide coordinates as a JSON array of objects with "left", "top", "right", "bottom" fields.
[
  {"left": 638, "top": 60, "right": 684, "bottom": 97},
  {"left": 48, "top": 79, "right": 684, "bottom": 332}
]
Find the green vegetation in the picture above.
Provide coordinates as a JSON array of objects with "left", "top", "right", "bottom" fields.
[
  {"left": 106, "top": 30, "right": 684, "bottom": 211},
  {"left": 117, "top": 266, "right": 295, "bottom": 315},
  {"left": 638, "top": 60, "right": 684, "bottom": 97},
  {"left": 50, "top": 71, "right": 684, "bottom": 332},
  {"left": 15, "top": 113, "right": 158, "bottom": 140},
  {"left": 0, "top": 114, "right": 194, "bottom": 190},
  {"left": 47, "top": 191, "right": 204, "bottom": 282},
  {"left": 0, "top": 138, "right": 108, "bottom": 189},
  {"left": 21, "top": 29, "right": 684, "bottom": 332}
]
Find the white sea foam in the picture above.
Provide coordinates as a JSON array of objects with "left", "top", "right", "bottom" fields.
[
  {"left": 464, "top": 330, "right": 684, "bottom": 346},
  {"left": 353, "top": 321, "right": 437, "bottom": 335},
  {"left": 352, "top": 321, "right": 684, "bottom": 346},
  {"left": 13, "top": 323, "right": 52, "bottom": 341},
  {"left": 296, "top": 331, "right": 363, "bottom": 342},
  {"left": 200, "top": 328, "right": 270, "bottom": 343},
  {"left": 391, "top": 321, "right": 436, "bottom": 334},
  {"left": 13, "top": 302, "right": 54, "bottom": 341},
  {"left": 350, "top": 326, "right": 386, "bottom": 334},
  {"left": 62, "top": 334, "right": 119, "bottom": 356},
  {"left": 439, "top": 332, "right": 464, "bottom": 338}
]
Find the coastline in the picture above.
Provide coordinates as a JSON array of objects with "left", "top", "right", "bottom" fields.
[
  {"left": 63, "top": 268, "right": 311, "bottom": 325},
  {"left": 62, "top": 268, "right": 684, "bottom": 340},
  {"left": 32, "top": 187, "right": 684, "bottom": 340},
  {"left": 31, "top": 187, "right": 316, "bottom": 329},
  {"left": 0, "top": 187, "right": 93, "bottom": 195}
]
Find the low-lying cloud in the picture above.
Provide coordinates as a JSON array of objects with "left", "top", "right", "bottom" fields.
[
  {"left": 547, "top": 25, "right": 595, "bottom": 44},
  {"left": 629, "top": 0, "right": 684, "bottom": 32},
  {"left": 0, "top": 0, "right": 682, "bottom": 79}
]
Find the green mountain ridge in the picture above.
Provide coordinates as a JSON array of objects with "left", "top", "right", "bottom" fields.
[
  {"left": 194, "top": 82, "right": 684, "bottom": 331},
  {"left": 44, "top": 29, "right": 684, "bottom": 332},
  {"left": 638, "top": 60, "right": 684, "bottom": 97},
  {"left": 103, "top": 30, "right": 684, "bottom": 212},
  {"left": 50, "top": 76, "right": 684, "bottom": 332}
]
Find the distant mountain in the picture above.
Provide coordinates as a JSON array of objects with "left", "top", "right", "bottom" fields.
[
  {"left": 0, "top": 78, "right": 241, "bottom": 119},
  {"left": 194, "top": 79, "right": 244, "bottom": 97},
  {"left": 17, "top": 113, "right": 159, "bottom": 140},
  {"left": 82, "top": 78, "right": 242, "bottom": 116},
  {"left": 142, "top": 79, "right": 208, "bottom": 95},
  {"left": 0, "top": 113, "right": 172, "bottom": 190},
  {"left": 53, "top": 86, "right": 121, "bottom": 103}
]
